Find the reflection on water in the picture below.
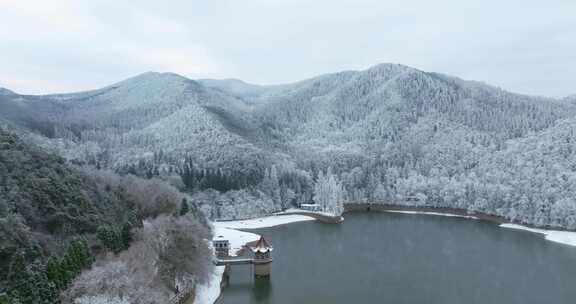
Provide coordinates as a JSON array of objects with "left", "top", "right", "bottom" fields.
[
  {"left": 252, "top": 277, "right": 272, "bottom": 302},
  {"left": 220, "top": 212, "right": 576, "bottom": 304},
  {"left": 220, "top": 266, "right": 273, "bottom": 303}
]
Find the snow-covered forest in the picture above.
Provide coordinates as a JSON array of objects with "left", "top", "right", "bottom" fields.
[
  {"left": 0, "top": 129, "right": 212, "bottom": 304},
  {"left": 1, "top": 63, "right": 576, "bottom": 228}
]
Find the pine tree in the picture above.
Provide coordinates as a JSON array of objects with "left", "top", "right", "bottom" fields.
[
  {"left": 112, "top": 229, "right": 124, "bottom": 254},
  {"left": 29, "top": 268, "right": 57, "bottom": 304},
  {"left": 97, "top": 225, "right": 123, "bottom": 253},
  {"left": 120, "top": 223, "right": 133, "bottom": 250},
  {"left": 7, "top": 253, "right": 33, "bottom": 303},
  {"left": 12, "top": 269, "right": 57, "bottom": 304},
  {"left": 45, "top": 257, "right": 64, "bottom": 290},
  {"left": 78, "top": 239, "right": 94, "bottom": 268},
  {"left": 97, "top": 226, "right": 113, "bottom": 250},
  {"left": 58, "top": 257, "right": 72, "bottom": 288},
  {"left": 179, "top": 198, "right": 189, "bottom": 216},
  {"left": 373, "top": 183, "right": 387, "bottom": 202},
  {"left": 44, "top": 240, "right": 93, "bottom": 297},
  {"left": 314, "top": 170, "right": 328, "bottom": 211},
  {"left": 269, "top": 166, "right": 281, "bottom": 208},
  {"left": 64, "top": 249, "right": 81, "bottom": 277},
  {"left": 313, "top": 168, "right": 345, "bottom": 216}
]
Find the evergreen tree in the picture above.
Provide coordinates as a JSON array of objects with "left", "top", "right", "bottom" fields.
[
  {"left": 78, "top": 239, "right": 94, "bottom": 267},
  {"left": 313, "top": 168, "right": 345, "bottom": 216},
  {"left": 0, "top": 293, "right": 10, "bottom": 304},
  {"left": 45, "top": 257, "right": 64, "bottom": 290},
  {"left": 28, "top": 266, "right": 58, "bottom": 304},
  {"left": 5, "top": 261, "right": 59, "bottom": 304},
  {"left": 7, "top": 253, "right": 33, "bottom": 303},
  {"left": 63, "top": 252, "right": 80, "bottom": 277},
  {"left": 179, "top": 198, "right": 189, "bottom": 216},
  {"left": 373, "top": 183, "right": 387, "bottom": 202},
  {"left": 97, "top": 225, "right": 123, "bottom": 253},
  {"left": 120, "top": 223, "right": 133, "bottom": 250},
  {"left": 58, "top": 257, "right": 72, "bottom": 288},
  {"left": 269, "top": 166, "right": 281, "bottom": 207},
  {"left": 43, "top": 240, "right": 93, "bottom": 299},
  {"left": 66, "top": 240, "right": 93, "bottom": 275},
  {"left": 97, "top": 226, "right": 113, "bottom": 251}
]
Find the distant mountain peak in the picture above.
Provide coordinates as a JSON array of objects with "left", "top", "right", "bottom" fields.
[
  {"left": 100, "top": 71, "right": 204, "bottom": 95},
  {"left": 360, "top": 63, "right": 418, "bottom": 80},
  {"left": 118, "top": 71, "right": 190, "bottom": 84},
  {"left": 366, "top": 62, "right": 414, "bottom": 71}
]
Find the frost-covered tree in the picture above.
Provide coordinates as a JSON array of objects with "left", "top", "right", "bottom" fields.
[
  {"left": 260, "top": 165, "right": 281, "bottom": 208},
  {"left": 63, "top": 216, "right": 212, "bottom": 304},
  {"left": 3, "top": 63, "right": 576, "bottom": 229},
  {"left": 314, "top": 169, "right": 345, "bottom": 216},
  {"left": 179, "top": 198, "right": 189, "bottom": 216},
  {"left": 373, "top": 183, "right": 387, "bottom": 202}
]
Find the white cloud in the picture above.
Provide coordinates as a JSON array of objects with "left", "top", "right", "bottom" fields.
[
  {"left": 0, "top": 0, "right": 574, "bottom": 97},
  {"left": 0, "top": 0, "right": 226, "bottom": 94}
]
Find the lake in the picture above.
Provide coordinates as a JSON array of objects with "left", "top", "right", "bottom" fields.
[{"left": 219, "top": 212, "right": 576, "bottom": 304}]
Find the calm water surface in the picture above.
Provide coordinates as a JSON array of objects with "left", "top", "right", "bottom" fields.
[{"left": 219, "top": 212, "right": 576, "bottom": 304}]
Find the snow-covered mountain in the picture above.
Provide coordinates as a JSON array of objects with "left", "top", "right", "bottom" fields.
[
  {"left": 2, "top": 64, "right": 576, "bottom": 226},
  {"left": 249, "top": 64, "right": 570, "bottom": 158},
  {"left": 1, "top": 72, "right": 271, "bottom": 172}
]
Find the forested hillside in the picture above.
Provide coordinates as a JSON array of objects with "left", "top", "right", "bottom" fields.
[
  {"left": 0, "top": 129, "right": 211, "bottom": 303},
  {"left": 1, "top": 63, "right": 575, "bottom": 229}
]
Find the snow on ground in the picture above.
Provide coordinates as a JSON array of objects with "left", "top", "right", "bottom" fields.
[
  {"left": 195, "top": 215, "right": 315, "bottom": 304},
  {"left": 279, "top": 208, "right": 340, "bottom": 218},
  {"left": 192, "top": 266, "right": 225, "bottom": 304},
  {"left": 500, "top": 223, "right": 576, "bottom": 247},
  {"left": 193, "top": 227, "right": 259, "bottom": 304},
  {"left": 213, "top": 226, "right": 261, "bottom": 256},
  {"left": 382, "top": 210, "right": 479, "bottom": 219},
  {"left": 213, "top": 214, "right": 316, "bottom": 230}
]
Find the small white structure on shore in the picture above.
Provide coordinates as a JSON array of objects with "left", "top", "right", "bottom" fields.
[
  {"left": 300, "top": 203, "right": 322, "bottom": 212},
  {"left": 213, "top": 236, "right": 230, "bottom": 258}
]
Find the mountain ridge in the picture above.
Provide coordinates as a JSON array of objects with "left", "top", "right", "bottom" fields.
[
  {"left": 3, "top": 63, "right": 560, "bottom": 101},
  {"left": 2, "top": 63, "right": 576, "bottom": 229}
]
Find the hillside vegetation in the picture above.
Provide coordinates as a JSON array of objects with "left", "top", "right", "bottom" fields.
[
  {"left": 1, "top": 63, "right": 576, "bottom": 229},
  {"left": 0, "top": 129, "right": 211, "bottom": 303}
]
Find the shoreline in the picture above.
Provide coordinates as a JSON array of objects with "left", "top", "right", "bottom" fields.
[
  {"left": 344, "top": 203, "right": 507, "bottom": 224},
  {"left": 193, "top": 214, "right": 317, "bottom": 304},
  {"left": 213, "top": 214, "right": 317, "bottom": 230},
  {"left": 500, "top": 223, "right": 576, "bottom": 247},
  {"left": 345, "top": 203, "right": 576, "bottom": 247},
  {"left": 276, "top": 208, "right": 344, "bottom": 223},
  {"left": 195, "top": 204, "right": 576, "bottom": 304}
]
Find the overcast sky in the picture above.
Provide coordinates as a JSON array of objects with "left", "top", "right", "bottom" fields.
[{"left": 0, "top": 0, "right": 574, "bottom": 97}]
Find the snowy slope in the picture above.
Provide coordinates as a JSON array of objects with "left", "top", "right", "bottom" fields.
[
  {"left": 1, "top": 72, "right": 270, "bottom": 172},
  {"left": 3, "top": 64, "right": 576, "bottom": 228},
  {"left": 245, "top": 63, "right": 573, "bottom": 166}
]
